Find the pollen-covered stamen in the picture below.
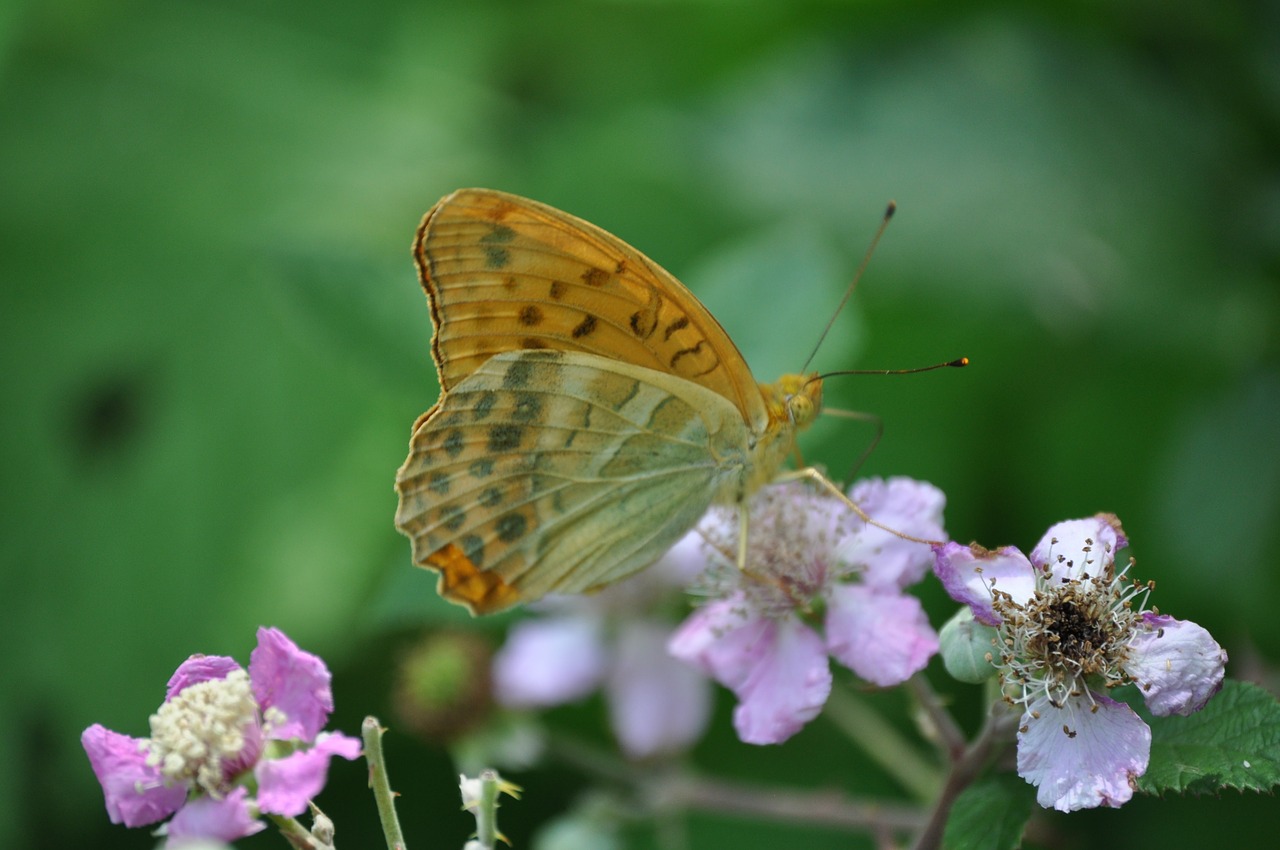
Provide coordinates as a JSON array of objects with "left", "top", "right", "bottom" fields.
[
  {"left": 144, "top": 669, "right": 263, "bottom": 796},
  {"left": 991, "top": 563, "right": 1144, "bottom": 709},
  {"left": 698, "top": 486, "right": 855, "bottom": 619}
]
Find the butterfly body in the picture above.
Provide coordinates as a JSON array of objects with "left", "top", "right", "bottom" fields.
[{"left": 396, "top": 189, "right": 823, "bottom": 614}]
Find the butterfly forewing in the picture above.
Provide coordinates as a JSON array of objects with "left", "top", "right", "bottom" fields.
[
  {"left": 417, "top": 188, "right": 770, "bottom": 430},
  {"left": 395, "top": 350, "right": 751, "bottom": 614}
]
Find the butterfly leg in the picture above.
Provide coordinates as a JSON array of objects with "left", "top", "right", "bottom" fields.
[{"left": 775, "top": 467, "right": 945, "bottom": 546}]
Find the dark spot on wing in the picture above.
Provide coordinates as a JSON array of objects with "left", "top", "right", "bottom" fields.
[
  {"left": 549, "top": 280, "right": 566, "bottom": 300},
  {"left": 564, "top": 404, "right": 590, "bottom": 448},
  {"left": 440, "top": 505, "right": 466, "bottom": 531},
  {"left": 484, "top": 247, "right": 509, "bottom": 269},
  {"left": 519, "top": 305, "right": 543, "bottom": 326},
  {"left": 669, "top": 340, "right": 704, "bottom": 370},
  {"left": 663, "top": 316, "right": 690, "bottom": 341},
  {"left": 469, "top": 458, "right": 494, "bottom": 478},
  {"left": 630, "top": 310, "right": 655, "bottom": 338},
  {"left": 488, "top": 424, "right": 523, "bottom": 452},
  {"left": 612, "top": 379, "right": 640, "bottom": 411},
  {"left": 572, "top": 314, "right": 598, "bottom": 338},
  {"left": 512, "top": 393, "right": 542, "bottom": 422},
  {"left": 615, "top": 259, "right": 628, "bottom": 274},
  {"left": 428, "top": 472, "right": 450, "bottom": 495},
  {"left": 580, "top": 267, "right": 609, "bottom": 287},
  {"left": 444, "top": 429, "right": 465, "bottom": 458},
  {"left": 481, "top": 224, "right": 516, "bottom": 244},
  {"left": 520, "top": 337, "right": 547, "bottom": 349},
  {"left": 460, "top": 534, "right": 485, "bottom": 568},
  {"left": 480, "top": 487, "right": 503, "bottom": 508},
  {"left": 692, "top": 358, "right": 721, "bottom": 377},
  {"left": 502, "top": 359, "right": 535, "bottom": 389},
  {"left": 496, "top": 512, "right": 528, "bottom": 543},
  {"left": 473, "top": 391, "right": 496, "bottom": 421}
]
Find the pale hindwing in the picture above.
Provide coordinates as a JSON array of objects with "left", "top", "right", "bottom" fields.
[
  {"left": 416, "top": 188, "right": 770, "bottom": 430},
  {"left": 394, "top": 350, "right": 753, "bottom": 613}
]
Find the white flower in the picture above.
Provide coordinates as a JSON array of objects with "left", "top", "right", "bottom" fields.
[{"left": 934, "top": 514, "right": 1227, "bottom": 811}]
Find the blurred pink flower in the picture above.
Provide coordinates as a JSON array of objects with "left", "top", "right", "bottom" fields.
[
  {"left": 492, "top": 536, "right": 713, "bottom": 759},
  {"left": 669, "top": 477, "right": 945, "bottom": 745}
]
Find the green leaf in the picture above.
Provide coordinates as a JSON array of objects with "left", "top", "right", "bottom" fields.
[
  {"left": 942, "top": 774, "right": 1035, "bottom": 850},
  {"left": 1138, "top": 680, "right": 1280, "bottom": 795}
]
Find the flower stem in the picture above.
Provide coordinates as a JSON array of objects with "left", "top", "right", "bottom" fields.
[
  {"left": 823, "top": 686, "right": 942, "bottom": 800},
  {"left": 473, "top": 771, "right": 502, "bottom": 849},
  {"left": 906, "top": 674, "right": 967, "bottom": 760},
  {"left": 546, "top": 732, "right": 927, "bottom": 836},
  {"left": 267, "top": 813, "right": 334, "bottom": 850},
  {"left": 909, "top": 701, "right": 1017, "bottom": 850},
  {"left": 362, "top": 716, "right": 407, "bottom": 850}
]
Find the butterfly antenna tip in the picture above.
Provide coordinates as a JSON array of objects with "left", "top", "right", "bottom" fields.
[{"left": 801, "top": 200, "right": 898, "bottom": 373}]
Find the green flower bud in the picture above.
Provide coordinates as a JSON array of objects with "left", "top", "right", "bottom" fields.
[{"left": 938, "top": 606, "right": 999, "bottom": 684}]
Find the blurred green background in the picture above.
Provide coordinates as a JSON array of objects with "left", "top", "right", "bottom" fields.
[{"left": 2, "top": 0, "right": 1277, "bottom": 847}]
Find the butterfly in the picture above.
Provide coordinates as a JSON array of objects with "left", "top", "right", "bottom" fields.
[{"left": 394, "top": 188, "right": 824, "bottom": 614}]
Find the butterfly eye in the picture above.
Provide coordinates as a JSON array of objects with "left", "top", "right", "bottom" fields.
[{"left": 787, "top": 393, "right": 814, "bottom": 425}]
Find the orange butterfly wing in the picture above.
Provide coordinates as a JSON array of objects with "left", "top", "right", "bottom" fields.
[
  {"left": 414, "top": 188, "right": 770, "bottom": 429},
  {"left": 396, "top": 189, "right": 822, "bottom": 614}
]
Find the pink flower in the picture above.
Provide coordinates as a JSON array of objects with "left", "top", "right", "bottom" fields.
[
  {"left": 933, "top": 515, "right": 1227, "bottom": 811},
  {"left": 82, "top": 627, "right": 361, "bottom": 845},
  {"left": 491, "top": 537, "right": 713, "bottom": 759},
  {"left": 668, "top": 477, "right": 945, "bottom": 745}
]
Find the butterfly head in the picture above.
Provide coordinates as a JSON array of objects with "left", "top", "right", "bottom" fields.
[{"left": 765, "top": 372, "right": 823, "bottom": 432}]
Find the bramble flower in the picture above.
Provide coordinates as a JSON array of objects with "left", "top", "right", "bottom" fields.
[
  {"left": 668, "top": 477, "right": 945, "bottom": 745},
  {"left": 491, "top": 536, "right": 713, "bottom": 759},
  {"left": 82, "top": 627, "right": 361, "bottom": 845},
  {"left": 933, "top": 514, "right": 1228, "bottom": 811}
]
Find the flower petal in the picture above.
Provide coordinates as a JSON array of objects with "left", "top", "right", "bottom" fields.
[
  {"left": 492, "top": 616, "right": 607, "bottom": 707},
  {"left": 1029, "top": 514, "right": 1125, "bottom": 582},
  {"left": 729, "top": 616, "right": 831, "bottom": 745},
  {"left": 165, "top": 786, "right": 263, "bottom": 844},
  {"left": 81, "top": 724, "right": 188, "bottom": 827},
  {"left": 605, "top": 621, "right": 712, "bottom": 758},
  {"left": 255, "top": 733, "right": 362, "bottom": 816},
  {"left": 825, "top": 584, "right": 938, "bottom": 686},
  {"left": 1126, "top": 614, "right": 1228, "bottom": 716},
  {"left": 932, "top": 542, "right": 1035, "bottom": 624},
  {"left": 249, "top": 627, "right": 334, "bottom": 742},
  {"left": 841, "top": 478, "right": 946, "bottom": 589},
  {"left": 1017, "top": 693, "right": 1150, "bottom": 811},
  {"left": 667, "top": 596, "right": 758, "bottom": 691},
  {"left": 166, "top": 656, "right": 241, "bottom": 700},
  {"left": 670, "top": 601, "right": 831, "bottom": 744}
]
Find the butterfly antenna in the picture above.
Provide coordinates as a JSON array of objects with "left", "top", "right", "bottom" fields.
[
  {"left": 816, "top": 357, "right": 969, "bottom": 381},
  {"left": 810, "top": 355, "right": 968, "bottom": 479},
  {"left": 800, "top": 201, "right": 897, "bottom": 374}
]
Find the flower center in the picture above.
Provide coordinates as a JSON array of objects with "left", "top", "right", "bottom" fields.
[
  {"left": 993, "top": 567, "right": 1144, "bottom": 709},
  {"left": 144, "top": 669, "right": 262, "bottom": 795},
  {"left": 698, "top": 486, "right": 852, "bottom": 618}
]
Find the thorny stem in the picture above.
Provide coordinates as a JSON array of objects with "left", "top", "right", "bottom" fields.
[
  {"left": 910, "top": 701, "right": 1018, "bottom": 850},
  {"left": 268, "top": 813, "right": 333, "bottom": 850},
  {"left": 472, "top": 770, "right": 503, "bottom": 850},
  {"left": 547, "top": 733, "right": 927, "bottom": 837},
  {"left": 362, "top": 716, "right": 407, "bottom": 850}
]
